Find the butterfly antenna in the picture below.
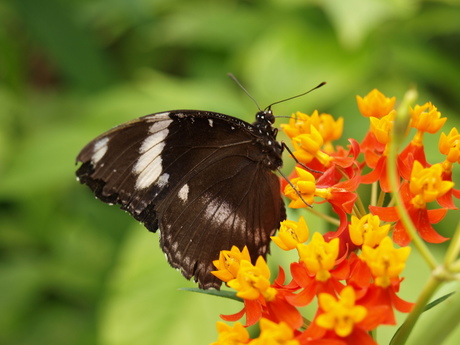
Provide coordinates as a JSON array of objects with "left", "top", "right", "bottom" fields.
[
  {"left": 227, "top": 73, "right": 261, "bottom": 110},
  {"left": 266, "top": 81, "right": 326, "bottom": 110},
  {"left": 281, "top": 142, "right": 323, "bottom": 174}
]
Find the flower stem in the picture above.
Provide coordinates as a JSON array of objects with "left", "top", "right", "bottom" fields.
[
  {"left": 377, "top": 189, "right": 386, "bottom": 207},
  {"left": 371, "top": 181, "right": 378, "bottom": 206},
  {"left": 354, "top": 195, "right": 366, "bottom": 218},
  {"left": 444, "top": 222, "right": 460, "bottom": 268},
  {"left": 306, "top": 207, "right": 340, "bottom": 227}
]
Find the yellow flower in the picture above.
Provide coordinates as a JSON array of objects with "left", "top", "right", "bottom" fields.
[
  {"left": 292, "top": 126, "right": 333, "bottom": 166},
  {"left": 297, "top": 232, "right": 339, "bottom": 282},
  {"left": 282, "top": 111, "right": 343, "bottom": 153},
  {"left": 212, "top": 246, "right": 252, "bottom": 283},
  {"left": 281, "top": 111, "right": 315, "bottom": 138},
  {"left": 271, "top": 217, "right": 309, "bottom": 251},
  {"left": 227, "top": 257, "right": 277, "bottom": 301},
  {"left": 409, "top": 161, "right": 454, "bottom": 208},
  {"left": 210, "top": 321, "right": 249, "bottom": 345},
  {"left": 250, "top": 318, "right": 299, "bottom": 345},
  {"left": 369, "top": 110, "right": 395, "bottom": 146},
  {"left": 360, "top": 237, "right": 411, "bottom": 287},
  {"left": 348, "top": 214, "right": 390, "bottom": 247},
  {"left": 439, "top": 127, "right": 460, "bottom": 164},
  {"left": 356, "top": 89, "right": 396, "bottom": 118},
  {"left": 410, "top": 102, "right": 446, "bottom": 134},
  {"left": 316, "top": 286, "right": 367, "bottom": 337},
  {"left": 283, "top": 167, "right": 316, "bottom": 208},
  {"left": 316, "top": 113, "right": 344, "bottom": 153}
]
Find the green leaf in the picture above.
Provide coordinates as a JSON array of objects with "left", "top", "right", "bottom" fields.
[
  {"left": 179, "top": 287, "right": 242, "bottom": 302},
  {"left": 391, "top": 290, "right": 457, "bottom": 345},
  {"left": 423, "top": 291, "right": 455, "bottom": 312},
  {"left": 405, "top": 285, "right": 460, "bottom": 345}
]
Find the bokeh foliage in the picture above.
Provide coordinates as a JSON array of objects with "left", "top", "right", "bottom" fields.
[{"left": 1, "top": 0, "right": 460, "bottom": 344}]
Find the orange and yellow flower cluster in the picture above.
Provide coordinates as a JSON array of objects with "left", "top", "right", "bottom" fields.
[{"left": 210, "top": 89, "right": 458, "bottom": 345}]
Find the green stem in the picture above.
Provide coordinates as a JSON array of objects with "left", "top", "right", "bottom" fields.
[
  {"left": 354, "top": 195, "right": 366, "bottom": 218},
  {"left": 447, "top": 259, "right": 460, "bottom": 272},
  {"left": 306, "top": 207, "right": 340, "bottom": 227},
  {"left": 386, "top": 191, "right": 397, "bottom": 208},
  {"left": 371, "top": 182, "right": 378, "bottom": 206},
  {"left": 444, "top": 222, "right": 460, "bottom": 268},
  {"left": 376, "top": 189, "right": 387, "bottom": 207}
]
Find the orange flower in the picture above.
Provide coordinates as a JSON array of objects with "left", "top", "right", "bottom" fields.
[
  {"left": 282, "top": 111, "right": 343, "bottom": 149},
  {"left": 369, "top": 110, "right": 395, "bottom": 146},
  {"left": 228, "top": 257, "right": 277, "bottom": 301},
  {"left": 360, "top": 237, "right": 411, "bottom": 288},
  {"left": 439, "top": 127, "right": 460, "bottom": 165},
  {"left": 348, "top": 214, "right": 390, "bottom": 248},
  {"left": 211, "top": 322, "right": 249, "bottom": 345},
  {"left": 316, "top": 287, "right": 367, "bottom": 337},
  {"left": 271, "top": 217, "right": 309, "bottom": 251},
  {"left": 409, "top": 161, "right": 454, "bottom": 209},
  {"left": 250, "top": 319, "right": 299, "bottom": 345},
  {"left": 370, "top": 182, "right": 449, "bottom": 246},
  {"left": 356, "top": 89, "right": 396, "bottom": 118},
  {"left": 301, "top": 286, "right": 385, "bottom": 345},
  {"left": 297, "top": 233, "right": 339, "bottom": 282},
  {"left": 410, "top": 102, "right": 446, "bottom": 134},
  {"left": 220, "top": 251, "right": 303, "bottom": 329},
  {"left": 283, "top": 167, "right": 316, "bottom": 208},
  {"left": 212, "top": 246, "right": 252, "bottom": 282},
  {"left": 292, "top": 126, "right": 333, "bottom": 166}
]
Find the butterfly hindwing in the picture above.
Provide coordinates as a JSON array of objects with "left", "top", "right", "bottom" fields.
[
  {"left": 157, "top": 144, "right": 285, "bottom": 288},
  {"left": 76, "top": 110, "right": 286, "bottom": 289}
]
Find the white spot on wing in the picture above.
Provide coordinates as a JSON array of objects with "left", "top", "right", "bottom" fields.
[
  {"left": 208, "top": 119, "right": 213, "bottom": 127},
  {"left": 138, "top": 130, "right": 167, "bottom": 154},
  {"left": 157, "top": 173, "right": 169, "bottom": 188},
  {"left": 145, "top": 112, "right": 174, "bottom": 122},
  {"left": 92, "top": 137, "right": 109, "bottom": 163},
  {"left": 182, "top": 256, "right": 191, "bottom": 267},
  {"left": 134, "top": 120, "right": 172, "bottom": 189},
  {"left": 178, "top": 184, "right": 189, "bottom": 202},
  {"left": 203, "top": 195, "right": 246, "bottom": 233},
  {"left": 135, "top": 150, "right": 164, "bottom": 189},
  {"left": 148, "top": 119, "right": 172, "bottom": 134}
]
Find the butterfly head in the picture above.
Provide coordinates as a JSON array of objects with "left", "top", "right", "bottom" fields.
[
  {"left": 257, "top": 109, "right": 275, "bottom": 124},
  {"left": 253, "top": 109, "right": 276, "bottom": 133}
]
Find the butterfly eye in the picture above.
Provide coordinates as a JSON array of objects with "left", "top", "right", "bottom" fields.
[{"left": 265, "top": 110, "right": 275, "bottom": 124}]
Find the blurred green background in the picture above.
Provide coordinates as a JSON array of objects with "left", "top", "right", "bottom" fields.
[{"left": 1, "top": 0, "right": 460, "bottom": 344}]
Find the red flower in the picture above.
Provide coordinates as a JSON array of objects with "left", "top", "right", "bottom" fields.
[
  {"left": 221, "top": 263, "right": 303, "bottom": 329},
  {"left": 370, "top": 181, "right": 449, "bottom": 246}
]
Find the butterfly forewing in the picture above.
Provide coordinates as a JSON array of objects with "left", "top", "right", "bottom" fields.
[{"left": 76, "top": 110, "right": 285, "bottom": 289}]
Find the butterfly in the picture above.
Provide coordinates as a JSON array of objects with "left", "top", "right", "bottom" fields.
[{"left": 76, "top": 108, "right": 287, "bottom": 289}]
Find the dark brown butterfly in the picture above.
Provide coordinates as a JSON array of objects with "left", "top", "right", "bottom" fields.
[{"left": 76, "top": 109, "right": 286, "bottom": 289}]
